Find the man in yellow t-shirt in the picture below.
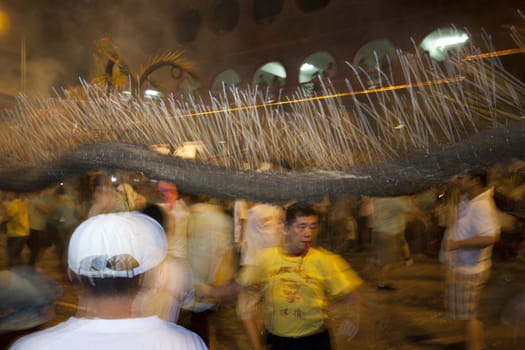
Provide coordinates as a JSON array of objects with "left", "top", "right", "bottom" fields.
[
  {"left": 3, "top": 192, "right": 30, "bottom": 267},
  {"left": 237, "top": 202, "right": 362, "bottom": 350}
]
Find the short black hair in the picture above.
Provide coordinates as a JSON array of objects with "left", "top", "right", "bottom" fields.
[
  {"left": 141, "top": 203, "right": 166, "bottom": 230},
  {"left": 466, "top": 168, "right": 488, "bottom": 187},
  {"left": 285, "top": 202, "right": 319, "bottom": 226},
  {"left": 70, "top": 273, "right": 142, "bottom": 298}
]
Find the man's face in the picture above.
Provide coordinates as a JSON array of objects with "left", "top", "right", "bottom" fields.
[
  {"left": 158, "top": 182, "right": 179, "bottom": 204},
  {"left": 285, "top": 215, "right": 319, "bottom": 254},
  {"left": 160, "top": 188, "right": 178, "bottom": 204}
]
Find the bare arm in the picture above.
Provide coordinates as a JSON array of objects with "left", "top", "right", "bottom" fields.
[
  {"left": 194, "top": 280, "right": 239, "bottom": 303},
  {"left": 237, "top": 286, "right": 265, "bottom": 350},
  {"left": 329, "top": 291, "right": 361, "bottom": 341},
  {"left": 241, "top": 317, "right": 265, "bottom": 350}
]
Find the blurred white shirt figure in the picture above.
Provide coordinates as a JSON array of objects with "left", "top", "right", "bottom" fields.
[
  {"left": 186, "top": 198, "right": 235, "bottom": 311},
  {"left": 241, "top": 203, "right": 284, "bottom": 266},
  {"left": 158, "top": 181, "right": 190, "bottom": 258},
  {"left": 133, "top": 204, "right": 195, "bottom": 323},
  {"left": 134, "top": 256, "right": 195, "bottom": 322},
  {"left": 234, "top": 199, "right": 255, "bottom": 253}
]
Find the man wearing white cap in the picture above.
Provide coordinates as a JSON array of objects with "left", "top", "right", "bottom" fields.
[{"left": 9, "top": 212, "right": 207, "bottom": 350}]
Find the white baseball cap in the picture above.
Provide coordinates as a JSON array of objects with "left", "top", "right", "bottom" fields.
[{"left": 68, "top": 212, "right": 167, "bottom": 278}]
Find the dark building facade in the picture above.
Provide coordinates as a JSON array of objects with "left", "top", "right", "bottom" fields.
[
  {"left": 166, "top": 0, "right": 525, "bottom": 94},
  {"left": 0, "top": 0, "right": 524, "bottom": 100}
]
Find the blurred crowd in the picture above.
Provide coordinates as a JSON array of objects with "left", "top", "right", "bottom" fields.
[
  {"left": 1, "top": 159, "right": 525, "bottom": 349},
  {"left": 2, "top": 159, "right": 521, "bottom": 272}
]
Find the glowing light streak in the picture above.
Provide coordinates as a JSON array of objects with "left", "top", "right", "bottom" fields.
[
  {"left": 463, "top": 47, "right": 525, "bottom": 60},
  {"left": 55, "top": 301, "right": 89, "bottom": 311},
  {"left": 433, "top": 34, "right": 469, "bottom": 49},
  {"left": 173, "top": 77, "right": 465, "bottom": 119}
]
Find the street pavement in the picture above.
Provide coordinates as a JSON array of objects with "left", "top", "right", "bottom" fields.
[{"left": 1, "top": 236, "right": 524, "bottom": 349}]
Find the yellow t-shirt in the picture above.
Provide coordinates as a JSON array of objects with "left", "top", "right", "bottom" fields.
[
  {"left": 7, "top": 199, "right": 30, "bottom": 237},
  {"left": 238, "top": 246, "right": 362, "bottom": 337}
]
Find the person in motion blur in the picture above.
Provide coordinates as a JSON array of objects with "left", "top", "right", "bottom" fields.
[
  {"left": 443, "top": 169, "right": 500, "bottom": 350},
  {"left": 9, "top": 212, "right": 207, "bottom": 350},
  {"left": 364, "top": 195, "right": 416, "bottom": 290},
  {"left": 180, "top": 196, "right": 237, "bottom": 346},
  {"left": 115, "top": 182, "right": 147, "bottom": 211},
  {"left": 2, "top": 192, "right": 30, "bottom": 268},
  {"left": 240, "top": 202, "right": 284, "bottom": 267},
  {"left": 0, "top": 266, "right": 63, "bottom": 347},
  {"left": 26, "top": 187, "right": 57, "bottom": 267},
  {"left": 87, "top": 174, "right": 119, "bottom": 217},
  {"left": 237, "top": 202, "right": 362, "bottom": 350},
  {"left": 157, "top": 181, "right": 190, "bottom": 258},
  {"left": 46, "top": 183, "right": 82, "bottom": 271},
  {"left": 133, "top": 203, "right": 195, "bottom": 324}
]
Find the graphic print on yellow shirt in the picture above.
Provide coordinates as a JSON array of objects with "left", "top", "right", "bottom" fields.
[{"left": 245, "top": 246, "right": 362, "bottom": 337}]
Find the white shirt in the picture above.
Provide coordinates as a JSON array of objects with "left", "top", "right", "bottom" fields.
[
  {"left": 242, "top": 203, "right": 284, "bottom": 266},
  {"left": 160, "top": 200, "right": 190, "bottom": 258},
  {"left": 9, "top": 316, "right": 207, "bottom": 350},
  {"left": 187, "top": 202, "right": 234, "bottom": 312},
  {"left": 233, "top": 199, "right": 248, "bottom": 245},
  {"left": 450, "top": 188, "right": 500, "bottom": 273},
  {"left": 133, "top": 257, "right": 195, "bottom": 322}
]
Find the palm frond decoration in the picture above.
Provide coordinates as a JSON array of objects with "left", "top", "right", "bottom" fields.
[
  {"left": 92, "top": 37, "right": 134, "bottom": 93},
  {"left": 139, "top": 51, "right": 198, "bottom": 85},
  {"left": 91, "top": 37, "right": 199, "bottom": 97}
]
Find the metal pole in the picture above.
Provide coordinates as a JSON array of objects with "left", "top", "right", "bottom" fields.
[{"left": 21, "top": 32, "right": 26, "bottom": 93}]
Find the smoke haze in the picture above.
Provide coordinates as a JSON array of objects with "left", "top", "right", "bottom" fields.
[{"left": 0, "top": 0, "right": 180, "bottom": 97}]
